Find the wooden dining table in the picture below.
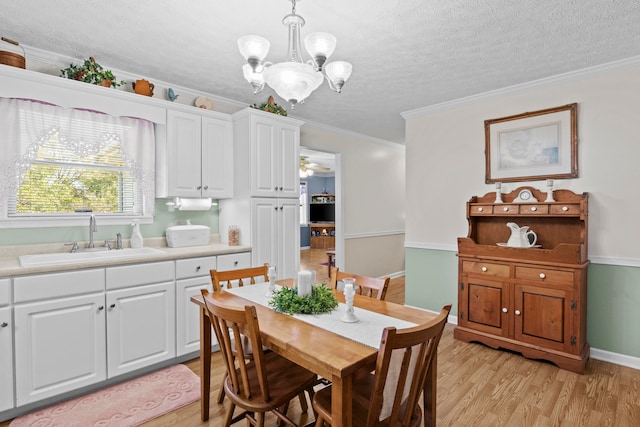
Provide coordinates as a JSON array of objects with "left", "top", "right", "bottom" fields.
[{"left": 191, "top": 281, "right": 439, "bottom": 427}]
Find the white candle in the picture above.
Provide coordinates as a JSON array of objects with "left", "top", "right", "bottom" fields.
[{"left": 297, "top": 270, "right": 313, "bottom": 296}]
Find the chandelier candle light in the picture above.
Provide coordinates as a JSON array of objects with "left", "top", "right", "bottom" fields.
[{"left": 237, "top": 0, "right": 352, "bottom": 107}]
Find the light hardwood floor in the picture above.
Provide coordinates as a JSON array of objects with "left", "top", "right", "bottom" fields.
[{"left": 3, "top": 250, "right": 638, "bottom": 426}]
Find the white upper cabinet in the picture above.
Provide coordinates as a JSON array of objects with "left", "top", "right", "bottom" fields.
[
  {"left": 158, "top": 108, "right": 233, "bottom": 199},
  {"left": 232, "top": 108, "right": 302, "bottom": 199}
]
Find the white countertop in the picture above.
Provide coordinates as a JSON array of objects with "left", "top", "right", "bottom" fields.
[{"left": 0, "top": 236, "right": 251, "bottom": 278}]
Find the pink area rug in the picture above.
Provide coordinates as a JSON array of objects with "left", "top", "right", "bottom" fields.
[{"left": 10, "top": 364, "right": 200, "bottom": 427}]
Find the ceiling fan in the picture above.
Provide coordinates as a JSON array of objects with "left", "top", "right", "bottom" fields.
[{"left": 300, "top": 156, "right": 330, "bottom": 176}]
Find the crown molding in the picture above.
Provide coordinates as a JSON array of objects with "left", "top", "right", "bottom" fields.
[{"left": 401, "top": 55, "right": 640, "bottom": 118}]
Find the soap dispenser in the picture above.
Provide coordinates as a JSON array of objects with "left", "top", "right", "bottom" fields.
[{"left": 131, "top": 221, "right": 143, "bottom": 249}]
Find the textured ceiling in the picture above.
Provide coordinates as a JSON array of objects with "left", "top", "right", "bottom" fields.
[{"left": 2, "top": 0, "right": 640, "bottom": 144}]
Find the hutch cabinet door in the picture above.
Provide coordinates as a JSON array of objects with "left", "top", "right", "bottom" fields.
[
  {"left": 459, "top": 277, "right": 511, "bottom": 338},
  {"left": 514, "top": 284, "right": 573, "bottom": 353}
]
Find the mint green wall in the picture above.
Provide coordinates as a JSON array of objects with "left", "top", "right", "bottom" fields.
[
  {"left": 405, "top": 248, "right": 458, "bottom": 313},
  {"left": 0, "top": 199, "right": 219, "bottom": 246},
  {"left": 406, "top": 247, "right": 640, "bottom": 358}
]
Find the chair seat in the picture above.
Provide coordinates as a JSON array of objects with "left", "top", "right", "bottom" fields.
[
  {"left": 225, "top": 351, "right": 318, "bottom": 413},
  {"left": 313, "top": 375, "right": 422, "bottom": 427}
]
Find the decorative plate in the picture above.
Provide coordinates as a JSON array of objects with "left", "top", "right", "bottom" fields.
[
  {"left": 497, "top": 243, "right": 542, "bottom": 248},
  {"left": 194, "top": 96, "right": 214, "bottom": 110}
]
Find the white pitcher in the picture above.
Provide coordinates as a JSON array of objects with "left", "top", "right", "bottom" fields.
[{"left": 506, "top": 222, "right": 537, "bottom": 247}]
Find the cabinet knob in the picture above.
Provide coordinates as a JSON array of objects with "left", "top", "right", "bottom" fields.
[
  {"left": 197, "top": 185, "right": 202, "bottom": 190},
  {"left": 515, "top": 310, "right": 521, "bottom": 316},
  {"left": 503, "top": 207, "right": 509, "bottom": 212},
  {"left": 274, "top": 186, "right": 278, "bottom": 191},
  {"left": 203, "top": 185, "right": 208, "bottom": 190},
  {"left": 98, "top": 306, "right": 104, "bottom": 311},
  {"left": 539, "top": 273, "right": 546, "bottom": 279},
  {"left": 109, "top": 304, "right": 116, "bottom": 309},
  {"left": 1, "top": 322, "right": 8, "bottom": 327},
  {"left": 530, "top": 206, "right": 537, "bottom": 212},
  {"left": 478, "top": 207, "right": 483, "bottom": 212},
  {"left": 502, "top": 308, "right": 508, "bottom": 313},
  {"left": 481, "top": 266, "right": 488, "bottom": 272},
  {"left": 279, "top": 187, "right": 283, "bottom": 191},
  {"left": 196, "top": 266, "right": 201, "bottom": 271},
  {"left": 562, "top": 206, "right": 569, "bottom": 211}
]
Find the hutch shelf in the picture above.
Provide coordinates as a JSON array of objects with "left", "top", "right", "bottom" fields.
[{"left": 454, "top": 186, "right": 589, "bottom": 373}]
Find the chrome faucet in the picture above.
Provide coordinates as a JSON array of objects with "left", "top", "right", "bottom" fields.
[{"left": 88, "top": 214, "right": 97, "bottom": 248}]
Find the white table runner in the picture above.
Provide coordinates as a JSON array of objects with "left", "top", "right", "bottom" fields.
[{"left": 225, "top": 282, "right": 417, "bottom": 349}]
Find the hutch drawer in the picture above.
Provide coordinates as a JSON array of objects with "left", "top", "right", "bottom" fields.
[
  {"left": 550, "top": 204, "right": 581, "bottom": 215},
  {"left": 469, "top": 204, "right": 494, "bottom": 215},
  {"left": 462, "top": 260, "right": 510, "bottom": 277},
  {"left": 514, "top": 266, "right": 574, "bottom": 285},
  {"left": 519, "top": 204, "right": 549, "bottom": 215}
]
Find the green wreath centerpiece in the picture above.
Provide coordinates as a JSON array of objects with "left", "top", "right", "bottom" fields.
[{"left": 269, "top": 283, "right": 338, "bottom": 315}]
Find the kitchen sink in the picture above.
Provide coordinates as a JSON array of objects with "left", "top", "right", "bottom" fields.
[{"left": 19, "top": 247, "right": 167, "bottom": 267}]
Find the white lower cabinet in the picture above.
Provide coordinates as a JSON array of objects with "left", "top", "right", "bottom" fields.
[
  {"left": 175, "top": 256, "right": 217, "bottom": 356},
  {"left": 0, "top": 277, "right": 14, "bottom": 412},
  {"left": 5, "top": 253, "right": 247, "bottom": 415},
  {"left": 106, "top": 262, "right": 175, "bottom": 378},
  {"left": 14, "top": 291, "right": 107, "bottom": 406},
  {"left": 175, "top": 253, "right": 251, "bottom": 356}
]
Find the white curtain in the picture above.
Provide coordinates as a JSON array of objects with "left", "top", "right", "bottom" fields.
[{"left": 0, "top": 97, "right": 155, "bottom": 214}]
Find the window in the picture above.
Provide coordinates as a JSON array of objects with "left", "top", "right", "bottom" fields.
[
  {"left": 0, "top": 98, "right": 155, "bottom": 227},
  {"left": 299, "top": 181, "right": 308, "bottom": 226}
]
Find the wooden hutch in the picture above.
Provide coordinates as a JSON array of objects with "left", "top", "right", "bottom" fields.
[{"left": 454, "top": 186, "right": 589, "bottom": 373}]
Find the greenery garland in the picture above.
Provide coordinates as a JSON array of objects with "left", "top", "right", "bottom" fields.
[{"left": 269, "top": 283, "right": 338, "bottom": 315}]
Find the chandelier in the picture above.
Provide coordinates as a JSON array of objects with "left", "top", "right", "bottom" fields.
[{"left": 237, "top": 0, "right": 352, "bottom": 108}]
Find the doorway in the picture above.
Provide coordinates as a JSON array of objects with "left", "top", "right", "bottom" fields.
[{"left": 299, "top": 147, "right": 339, "bottom": 283}]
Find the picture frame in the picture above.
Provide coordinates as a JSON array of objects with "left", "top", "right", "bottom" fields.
[{"left": 485, "top": 103, "right": 578, "bottom": 183}]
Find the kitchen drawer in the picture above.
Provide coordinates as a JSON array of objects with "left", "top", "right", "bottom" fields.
[
  {"left": 106, "top": 261, "right": 174, "bottom": 290},
  {"left": 469, "top": 204, "right": 493, "bottom": 215},
  {"left": 0, "top": 279, "right": 10, "bottom": 306},
  {"left": 519, "top": 204, "right": 549, "bottom": 215},
  {"left": 550, "top": 204, "right": 581, "bottom": 215},
  {"left": 176, "top": 256, "right": 217, "bottom": 279},
  {"left": 493, "top": 204, "right": 518, "bottom": 215},
  {"left": 515, "top": 266, "right": 574, "bottom": 285},
  {"left": 14, "top": 269, "right": 104, "bottom": 303},
  {"left": 217, "top": 252, "right": 251, "bottom": 271},
  {"left": 462, "top": 260, "right": 510, "bottom": 278}
]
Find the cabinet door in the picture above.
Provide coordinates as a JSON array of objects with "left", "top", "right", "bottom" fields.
[
  {"left": 459, "top": 276, "right": 511, "bottom": 338},
  {"left": 106, "top": 281, "right": 175, "bottom": 378},
  {"left": 202, "top": 116, "right": 233, "bottom": 199},
  {"left": 514, "top": 284, "right": 573, "bottom": 352},
  {"left": 14, "top": 293, "right": 107, "bottom": 405},
  {"left": 251, "top": 198, "right": 279, "bottom": 269},
  {"left": 252, "top": 117, "right": 279, "bottom": 197},
  {"left": 278, "top": 199, "right": 301, "bottom": 280},
  {"left": 167, "top": 109, "right": 202, "bottom": 197},
  {"left": 176, "top": 276, "right": 218, "bottom": 356},
  {"left": 0, "top": 306, "right": 14, "bottom": 412},
  {"left": 277, "top": 123, "right": 300, "bottom": 197}
]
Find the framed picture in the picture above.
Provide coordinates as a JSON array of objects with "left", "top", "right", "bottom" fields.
[{"left": 485, "top": 103, "right": 578, "bottom": 183}]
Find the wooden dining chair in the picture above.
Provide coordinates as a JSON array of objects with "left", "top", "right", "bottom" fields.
[
  {"left": 210, "top": 264, "right": 310, "bottom": 411},
  {"left": 312, "top": 304, "right": 452, "bottom": 427},
  {"left": 201, "top": 289, "right": 317, "bottom": 427},
  {"left": 330, "top": 267, "right": 390, "bottom": 300},
  {"left": 210, "top": 263, "right": 269, "bottom": 291}
]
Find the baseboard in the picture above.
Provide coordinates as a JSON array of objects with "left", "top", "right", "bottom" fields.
[{"left": 405, "top": 305, "right": 640, "bottom": 371}]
